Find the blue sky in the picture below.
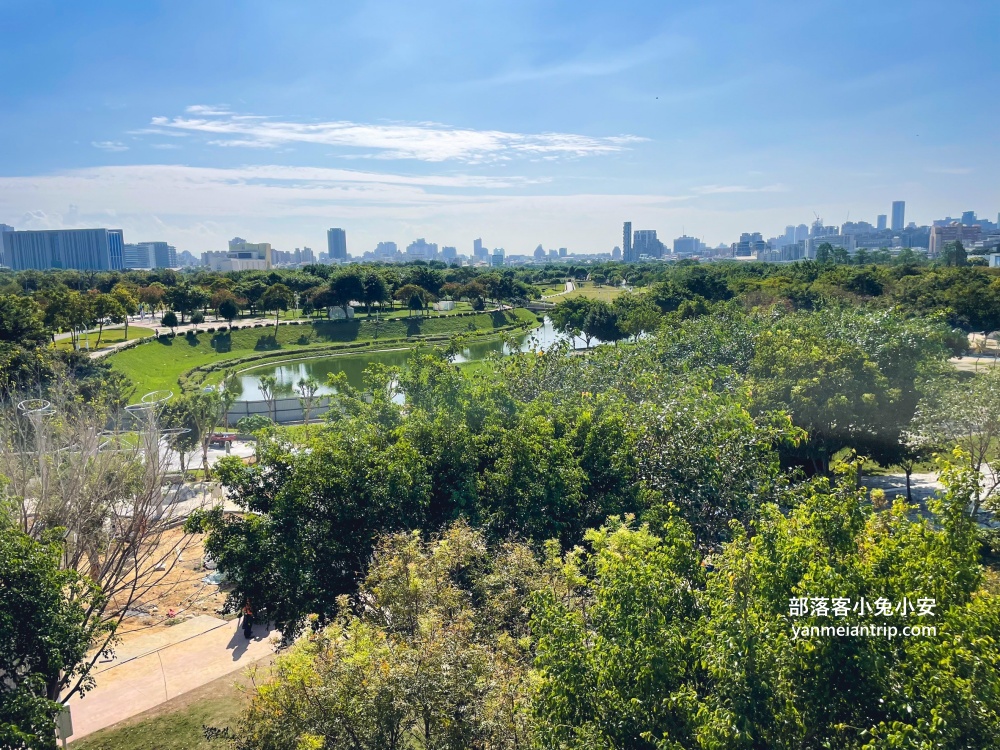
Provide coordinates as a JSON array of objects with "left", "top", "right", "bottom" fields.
[{"left": 1, "top": 0, "right": 997, "bottom": 255}]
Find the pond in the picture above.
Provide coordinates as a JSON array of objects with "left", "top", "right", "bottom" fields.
[{"left": 231, "top": 316, "right": 584, "bottom": 400}]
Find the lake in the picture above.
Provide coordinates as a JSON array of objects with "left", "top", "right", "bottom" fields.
[{"left": 231, "top": 316, "right": 580, "bottom": 400}]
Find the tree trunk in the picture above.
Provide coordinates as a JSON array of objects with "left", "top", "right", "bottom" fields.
[{"left": 905, "top": 467, "right": 912, "bottom": 504}]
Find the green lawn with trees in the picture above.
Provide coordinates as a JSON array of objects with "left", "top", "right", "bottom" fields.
[{"left": 107, "top": 308, "right": 537, "bottom": 394}]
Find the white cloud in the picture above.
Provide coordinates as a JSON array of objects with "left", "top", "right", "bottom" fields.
[
  {"left": 150, "top": 110, "right": 646, "bottom": 162},
  {"left": 185, "top": 104, "right": 233, "bottom": 116},
  {"left": 91, "top": 141, "right": 129, "bottom": 152},
  {"left": 151, "top": 143, "right": 182, "bottom": 150}
]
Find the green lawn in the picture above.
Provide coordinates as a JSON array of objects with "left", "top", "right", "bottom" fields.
[
  {"left": 109, "top": 309, "right": 537, "bottom": 394},
  {"left": 562, "top": 283, "right": 633, "bottom": 303},
  {"left": 68, "top": 660, "right": 263, "bottom": 750},
  {"left": 54, "top": 326, "right": 155, "bottom": 352}
]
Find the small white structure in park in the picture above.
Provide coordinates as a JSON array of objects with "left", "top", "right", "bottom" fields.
[
  {"left": 327, "top": 305, "right": 356, "bottom": 320},
  {"left": 434, "top": 300, "right": 456, "bottom": 311}
]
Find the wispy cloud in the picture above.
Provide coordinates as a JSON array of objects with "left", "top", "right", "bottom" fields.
[
  {"left": 92, "top": 141, "right": 129, "bottom": 152},
  {"left": 692, "top": 184, "right": 786, "bottom": 195},
  {"left": 151, "top": 143, "right": 182, "bottom": 150},
  {"left": 926, "top": 167, "right": 973, "bottom": 175},
  {"left": 149, "top": 110, "right": 646, "bottom": 162},
  {"left": 185, "top": 104, "right": 233, "bottom": 116}
]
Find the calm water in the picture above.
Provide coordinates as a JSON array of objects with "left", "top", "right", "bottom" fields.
[{"left": 232, "top": 317, "right": 581, "bottom": 400}]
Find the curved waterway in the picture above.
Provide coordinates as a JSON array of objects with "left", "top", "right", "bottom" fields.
[{"left": 232, "top": 317, "right": 583, "bottom": 401}]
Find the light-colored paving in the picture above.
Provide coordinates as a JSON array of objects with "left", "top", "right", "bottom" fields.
[{"left": 64, "top": 614, "right": 278, "bottom": 742}]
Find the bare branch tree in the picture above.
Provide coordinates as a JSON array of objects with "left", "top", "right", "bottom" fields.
[{"left": 0, "top": 386, "right": 201, "bottom": 704}]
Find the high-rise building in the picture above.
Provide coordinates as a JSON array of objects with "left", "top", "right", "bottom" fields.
[
  {"left": 632, "top": 230, "right": 662, "bottom": 259},
  {"left": 406, "top": 238, "right": 438, "bottom": 260},
  {"left": 558, "top": 247, "right": 567, "bottom": 257},
  {"left": 891, "top": 201, "right": 906, "bottom": 232},
  {"left": 622, "top": 222, "right": 634, "bottom": 263},
  {"left": 126, "top": 241, "right": 176, "bottom": 269},
  {"left": 533, "top": 244, "right": 545, "bottom": 262},
  {"left": 961, "top": 211, "right": 977, "bottom": 226},
  {"left": 490, "top": 248, "right": 505, "bottom": 267},
  {"left": 0, "top": 224, "right": 14, "bottom": 266},
  {"left": 374, "top": 241, "right": 398, "bottom": 261},
  {"left": 473, "top": 238, "right": 488, "bottom": 263},
  {"left": 441, "top": 246, "right": 458, "bottom": 262},
  {"left": 611, "top": 246, "right": 621, "bottom": 261},
  {"left": 123, "top": 243, "right": 151, "bottom": 269},
  {"left": 673, "top": 235, "right": 698, "bottom": 256},
  {"left": 1, "top": 228, "right": 124, "bottom": 271},
  {"left": 929, "top": 224, "right": 982, "bottom": 257},
  {"left": 877, "top": 214, "right": 888, "bottom": 231},
  {"left": 327, "top": 228, "right": 347, "bottom": 261},
  {"left": 794, "top": 224, "right": 810, "bottom": 243}
]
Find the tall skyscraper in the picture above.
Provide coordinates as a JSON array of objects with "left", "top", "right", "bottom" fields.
[
  {"left": 623, "top": 221, "right": 634, "bottom": 263},
  {"left": 877, "top": 214, "right": 887, "bottom": 231},
  {"left": 961, "top": 210, "right": 977, "bottom": 226},
  {"left": 473, "top": 238, "right": 487, "bottom": 262},
  {"left": 891, "top": 201, "right": 905, "bottom": 232},
  {"left": 795, "top": 224, "right": 809, "bottom": 243},
  {"left": 1, "top": 228, "right": 124, "bottom": 271},
  {"left": 327, "top": 228, "right": 348, "bottom": 261}
]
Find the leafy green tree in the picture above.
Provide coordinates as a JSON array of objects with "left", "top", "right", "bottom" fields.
[
  {"left": 160, "top": 310, "right": 178, "bottom": 334},
  {"left": 218, "top": 296, "right": 239, "bottom": 326},
  {"left": 0, "top": 518, "right": 108, "bottom": 750},
  {"left": 361, "top": 272, "right": 390, "bottom": 317},
  {"left": 329, "top": 273, "right": 365, "bottom": 318},
  {"left": 550, "top": 297, "right": 592, "bottom": 348},
  {"left": 231, "top": 522, "right": 535, "bottom": 750},
  {"left": 260, "top": 282, "right": 293, "bottom": 332},
  {"left": 110, "top": 283, "right": 138, "bottom": 340}
]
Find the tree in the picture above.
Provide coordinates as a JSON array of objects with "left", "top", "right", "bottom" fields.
[
  {"left": 532, "top": 459, "right": 1000, "bottom": 749},
  {"left": 408, "top": 291, "right": 424, "bottom": 318},
  {"left": 550, "top": 297, "right": 592, "bottom": 348},
  {"left": 361, "top": 272, "right": 389, "bottom": 317},
  {"left": 161, "top": 310, "right": 178, "bottom": 334},
  {"left": 0, "top": 393, "right": 195, "bottom": 712},
  {"left": 0, "top": 518, "right": 105, "bottom": 750},
  {"left": 582, "top": 300, "right": 623, "bottom": 346},
  {"left": 137, "top": 283, "right": 165, "bottom": 316},
  {"left": 260, "top": 283, "right": 293, "bottom": 332},
  {"left": 258, "top": 374, "right": 278, "bottom": 422},
  {"left": 110, "top": 283, "right": 138, "bottom": 341},
  {"left": 91, "top": 294, "right": 126, "bottom": 347},
  {"left": 218, "top": 297, "right": 239, "bottom": 326},
  {"left": 296, "top": 377, "right": 320, "bottom": 439},
  {"left": 228, "top": 522, "right": 535, "bottom": 750},
  {"left": 329, "top": 273, "right": 365, "bottom": 318},
  {"left": 189, "top": 310, "right": 205, "bottom": 329},
  {"left": 816, "top": 241, "right": 834, "bottom": 264},
  {"left": 910, "top": 366, "right": 1000, "bottom": 515},
  {"left": 943, "top": 240, "right": 968, "bottom": 268}
]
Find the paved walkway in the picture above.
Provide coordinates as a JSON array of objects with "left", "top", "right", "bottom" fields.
[{"left": 63, "top": 614, "right": 279, "bottom": 742}]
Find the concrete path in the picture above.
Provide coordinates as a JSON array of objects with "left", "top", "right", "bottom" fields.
[{"left": 64, "top": 614, "right": 278, "bottom": 742}]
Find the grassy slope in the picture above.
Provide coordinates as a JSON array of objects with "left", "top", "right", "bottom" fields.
[
  {"left": 54, "top": 326, "right": 155, "bottom": 352},
  {"left": 110, "top": 309, "right": 536, "bottom": 394}
]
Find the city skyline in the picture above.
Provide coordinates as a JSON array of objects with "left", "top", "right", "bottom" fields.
[{"left": 1, "top": 1, "right": 998, "bottom": 255}]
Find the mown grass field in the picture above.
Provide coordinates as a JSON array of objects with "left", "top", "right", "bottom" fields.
[
  {"left": 109, "top": 309, "right": 537, "bottom": 394},
  {"left": 53, "top": 326, "right": 155, "bottom": 352},
  {"left": 561, "top": 283, "right": 638, "bottom": 303}
]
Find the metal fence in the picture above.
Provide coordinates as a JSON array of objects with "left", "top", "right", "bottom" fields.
[{"left": 224, "top": 396, "right": 332, "bottom": 427}]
